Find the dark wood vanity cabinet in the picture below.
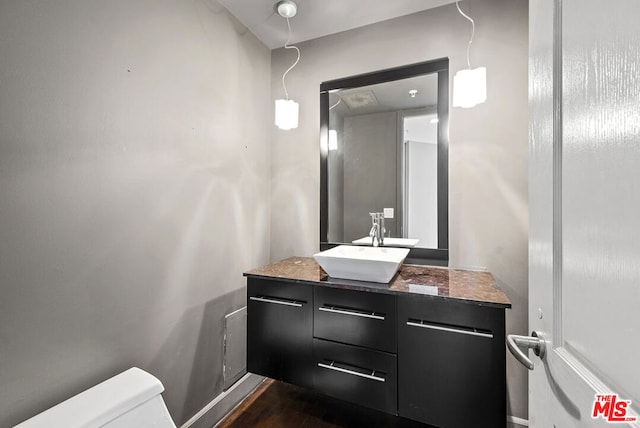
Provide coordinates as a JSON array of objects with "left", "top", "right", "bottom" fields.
[
  {"left": 245, "top": 269, "right": 508, "bottom": 428},
  {"left": 246, "top": 279, "right": 313, "bottom": 389},
  {"left": 397, "top": 295, "right": 506, "bottom": 428}
]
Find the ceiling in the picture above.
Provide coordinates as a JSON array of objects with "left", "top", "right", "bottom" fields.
[
  {"left": 217, "top": 0, "right": 458, "bottom": 49},
  {"left": 330, "top": 73, "right": 439, "bottom": 117}
]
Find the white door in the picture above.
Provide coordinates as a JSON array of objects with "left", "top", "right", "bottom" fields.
[
  {"left": 405, "top": 139, "right": 438, "bottom": 247},
  {"left": 402, "top": 114, "right": 438, "bottom": 246},
  {"left": 511, "top": 0, "right": 640, "bottom": 427}
]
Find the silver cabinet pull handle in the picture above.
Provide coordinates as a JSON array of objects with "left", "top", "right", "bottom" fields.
[
  {"left": 506, "top": 331, "right": 546, "bottom": 370},
  {"left": 249, "top": 296, "right": 303, "bottom": 307},
  {"left": 406, "top": 320, "right": 493, "bottom": 339},
  {"left": 317, "top": 361, "right": 385, "bottom": 382},
  {"left": 318, "top": 306, "right": 385, "bottom": 320}
]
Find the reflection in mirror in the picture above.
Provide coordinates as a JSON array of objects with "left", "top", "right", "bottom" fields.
[
  {"left": 320, "top": 59, "right": 448, "bottom": 262},
  {"left": 328, "top": 74, "right": 438, "bottom": 247}
]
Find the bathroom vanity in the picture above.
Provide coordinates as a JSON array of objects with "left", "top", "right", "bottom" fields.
[{"left": 244, "top": 257, "right": 511, "bottom": 428}]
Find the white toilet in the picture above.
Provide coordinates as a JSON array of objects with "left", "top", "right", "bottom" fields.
[{"left": 15, "top": 367, "right": 177, "bottom": 428}]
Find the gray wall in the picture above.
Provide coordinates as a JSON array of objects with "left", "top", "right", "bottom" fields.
[
  {"left": 0, "top": 1, "right": 271, "bottom": 426},
  {"left": 343, "top": 112, "right": 398, "bottom": 242},
  {"left": 270, "top": 0, "right": 529, "bottom": 421}
]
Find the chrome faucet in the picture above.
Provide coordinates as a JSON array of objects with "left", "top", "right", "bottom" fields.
[{"left": 369, "top": 212, "right": 385, "bottom": 246}]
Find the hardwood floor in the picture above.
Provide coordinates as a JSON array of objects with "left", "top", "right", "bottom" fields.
[{"left": 216, "top": 379, "right": 431, "bottom": 428}]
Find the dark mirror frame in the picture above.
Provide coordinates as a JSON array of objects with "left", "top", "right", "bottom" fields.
[{"left": 320, "top": 58, "right": 449, "bottom": 264}]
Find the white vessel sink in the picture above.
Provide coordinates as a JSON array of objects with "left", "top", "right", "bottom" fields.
[
  {"left": 351, "top": 237, "right": 420, "bottom": 248},
  {"left": 313, "top": 245, "right": 410, "bottom": 283}
]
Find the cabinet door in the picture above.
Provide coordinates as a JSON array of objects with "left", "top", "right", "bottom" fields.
[
  {"left": 247, "top": 278, "right": 313, "bottom": 389},
  {"left": 398, "top": 295, "right": 506, "bottom": 428}
]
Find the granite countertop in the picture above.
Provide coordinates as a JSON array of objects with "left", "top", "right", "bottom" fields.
[{"left": 244, "top": 257, "right": 511, "bottom": 308}]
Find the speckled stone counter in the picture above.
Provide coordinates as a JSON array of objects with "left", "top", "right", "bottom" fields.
[{"left": 244, "top": 256, "right": 511, "bottom": 308}]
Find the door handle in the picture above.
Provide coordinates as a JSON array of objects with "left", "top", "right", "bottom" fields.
[{"left": 506, "top": 331, "right": 546, "bottom": 370}]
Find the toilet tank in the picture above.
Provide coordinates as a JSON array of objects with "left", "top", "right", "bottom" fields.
[{"left": 14, "top": 367, "right": 177, "bottom": 428}]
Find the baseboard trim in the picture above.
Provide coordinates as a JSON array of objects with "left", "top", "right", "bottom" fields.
[
  {"left": 180, "top": 373, "right": 265, "bottom": 428},
  {"left": 507, "top": 415, "right": 529, "bottom": 427}
]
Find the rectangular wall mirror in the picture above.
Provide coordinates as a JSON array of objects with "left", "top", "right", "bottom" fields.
[{"left": 320, "top": 58, "right": 449, "bottom": 263}]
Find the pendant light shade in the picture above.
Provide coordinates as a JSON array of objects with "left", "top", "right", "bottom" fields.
[
  {"left": 452, "top": 67, "right": 486, "bottom": 108},
  {"left": 275, "top": 98, "right": 299, "bottom": 130}
]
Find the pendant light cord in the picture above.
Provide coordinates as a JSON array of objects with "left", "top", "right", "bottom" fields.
[
  {"left": 456, "top": 1, "right": 475, "bottom": 69},
  {"left": 281, "top": 17, "right": 300, "bottom": 100}
]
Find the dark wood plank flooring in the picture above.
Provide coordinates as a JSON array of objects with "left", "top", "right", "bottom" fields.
[{"left": 217, "top": 379, "right": 431, "bottom": 428}]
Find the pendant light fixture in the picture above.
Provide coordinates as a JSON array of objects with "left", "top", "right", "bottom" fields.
[
  {"left": 452, "top": 1, "right": 487, "bottom": 108},
  {"left": 274, "top": 0, "right": 300, "bottom": 130}
]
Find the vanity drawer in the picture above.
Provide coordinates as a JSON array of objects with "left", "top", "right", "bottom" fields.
[
  {"left": 313, "top": 338, "right": 397, "bottom": 415},
  {"left": 314, "top": 287, "right": 396, "bottom": 353}
]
